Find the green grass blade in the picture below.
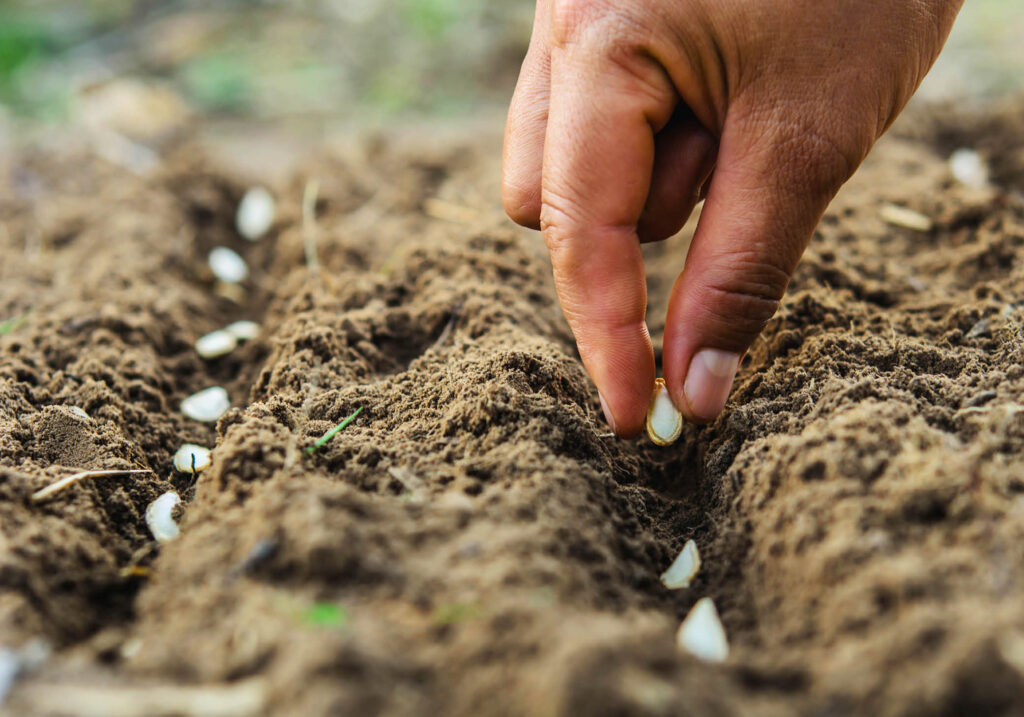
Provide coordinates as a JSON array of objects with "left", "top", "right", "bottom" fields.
[{"left": 305, "top": 406, "right": 364, "bottom": 455}]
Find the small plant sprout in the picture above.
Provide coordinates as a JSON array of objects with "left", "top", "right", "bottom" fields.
[
  {"left": 0, "top": 314, "right": 27, "bottom": 336},
  {"left": 306, "top": 407, "right": 364, "bottom": 455},
  {"left": 195, "top": 330, "right": 237, "bottom": 359},
  {"left": 302, "top": 602, "right": 348, "bottom": 630},
  {"left": 646, "top": 378, "right": 683, "bottom": 446},
  {"left": 146, "top": 491, "right": 182, "bottom": 543},
  {"left": 879, "top": 203, "right": 933, "bottom": 232},
  {"left": 208, "top": 247, "right": 249, "bottom": 283},
  {"left": 181, "top": 386, "right": 230, "bottom": 423},
  {"left": 224, "top": 320, "right": 260, "bottom": 342},
  {"left": 676, "top": 597, "right": 729, "bottom": 663},
  {"left": 173, "top": 444, "right": 212, "bottom": 474},
  {"left": 236, "top": 187, "right": 276, "bottom": 241},
  {"left": 660, "top": 539, "right": 701, "bottom": 590}
]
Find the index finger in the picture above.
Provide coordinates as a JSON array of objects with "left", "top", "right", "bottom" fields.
[{"left": 540, "top": 36, "right": 676, "bottom": 436}]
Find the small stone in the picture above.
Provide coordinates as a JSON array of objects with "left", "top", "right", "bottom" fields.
[
  {"left": 181, "top": 387, "right": 230, "bottom": 423},
  {"left": 208, "top": 247, "right": 249, "bottom": 284},
  {"left": 236, "top": 187, "right": 276, "bottom": 241},
  {"left": 195, "top": 330, "right": 237, "bottom": 359},
  {"left": 70, "top": 406, "right": 90, "bottom": 421}
]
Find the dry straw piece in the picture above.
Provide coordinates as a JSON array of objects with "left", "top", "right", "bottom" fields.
[
  {"left": 31, "top": 469, "right": 152, "bottom": 502},
  {"left": 660, "top": 539, "right": 701, "bottom": 590},
  {"left": 646, "top": 378, "right": 683, "bottom": 446}
]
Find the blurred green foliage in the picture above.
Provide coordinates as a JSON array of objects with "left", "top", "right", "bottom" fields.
[
  {"left": 302, "top": 602, "right": 349, "bottom": 630},
  {"left": 0, "top": 0, "right": 1018, "bottom": 124}
]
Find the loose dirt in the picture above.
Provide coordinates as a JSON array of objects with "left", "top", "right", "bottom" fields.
[{"left": 2, "top": 99, "right": 1024, "bottom": 716}]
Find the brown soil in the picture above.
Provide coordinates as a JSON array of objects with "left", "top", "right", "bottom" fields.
[{"left": 2, "top": 99, "right": 1024, "bottom": 716}]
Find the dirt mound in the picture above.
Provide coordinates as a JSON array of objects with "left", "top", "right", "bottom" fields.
[{"left": 2, "top": 100, "right": 1024, "bottom": 716}]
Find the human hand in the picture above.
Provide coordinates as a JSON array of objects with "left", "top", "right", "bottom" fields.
[{"left": 502, "top": 0, "right": 963, "bottom": 437}]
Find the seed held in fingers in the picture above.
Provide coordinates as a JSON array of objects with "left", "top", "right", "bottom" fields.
[{"left": 646, "top": 378, "right": 682, "bottom": 446}]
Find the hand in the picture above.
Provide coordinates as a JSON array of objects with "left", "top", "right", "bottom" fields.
[{"left": 502, "top": 0, "right": 963, "bottom": 436}]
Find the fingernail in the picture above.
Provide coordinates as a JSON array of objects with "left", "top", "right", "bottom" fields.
[
  {"left": 598, "top": 392, "right": 618, "bottom": 434},
  {"left": 683, "top": 349, "right": 740, "bottom": 421}
]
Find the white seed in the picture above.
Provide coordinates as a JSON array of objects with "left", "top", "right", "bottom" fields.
[
  {"left": 173, "top": 444, "right": 212, "bottom": 473},
  {"left": 224, "top": 320, "right": 260, "bottom": 342},
  {"left": 236, "top": 187, "right": 276, "bottom": 241},
  {"left": 880, "top": 203, "right": 933, "bottom": 232},
  {"left": 70, "top": 406, "right": 90, "bottom": 421},
  {"left": 676, "top": 597, "right": 729, "bottom": 663},
  {"left": 145, "top": 491, "right": 181, "bottom": 543},
  {"left": 195, "top": 329, "right": 237, "bottom": 359},
  {"left": 646, "top": 378, "right": 683, "bottom": 446},
  {"left": 208, "top": 247, "right": 249, "bottom": 284},
  {"left": 181, "top": 386, "right": 230, "bottom": 423},
  {"left": 950, "top": 148, "right": 989, "bottom": 189},
  {"left": 660, "top": 539, "right": 701, "bottom": 590}
]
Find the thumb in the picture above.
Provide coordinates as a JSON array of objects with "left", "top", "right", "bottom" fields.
[{"left": 663, "top": 108, "right": 862, "bottom": 422}]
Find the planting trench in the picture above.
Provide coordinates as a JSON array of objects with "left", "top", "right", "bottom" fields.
[{"left": 2, "top": 101, "right": 1024, "bottom": 715}]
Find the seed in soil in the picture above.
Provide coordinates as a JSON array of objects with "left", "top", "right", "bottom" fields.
[
  {"left": 661, "top": 539, "right": 701, "bottom": 590},
  {"left": 236, "top": 186, "right": 276, "bottom": 241},
  {"left": 224, "top": 320, "right": 260, "bottom": 341},
  {"left": 646, "top": 378, "right": 682, "bottom": 446},
  {"left": 173, "top": 444, "right": 212, "bottom": 473},
  {"left": 195, "top": 330, "right": 238, "bottom": 359},
  {"left": 879, "top": 203, "right": 933, "bottom": 232},
  {"left": 676, "top": 597, "right": 729, "bottom": 663},
  {"left": 949, "top": 148, "right": 989, "bottom": 189},
  {"left": 146, "top": 491, "right": 182, "bottom": 543},
  {"left": 181, "top": 387, "right": 230, "bottom": 423},
  {"left": 208, "top": 247, "right": 249, "bottom": 284}
]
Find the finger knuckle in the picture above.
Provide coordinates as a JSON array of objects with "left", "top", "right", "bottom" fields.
[
  {"left": 501, "top": 180, "right": 541, "bottom": 228},
  {"left": 551, "top": 0, "right": 607, "bottom": 46},
  {"left": 697, "top": 250, "right": 789, "bottom": 342}
]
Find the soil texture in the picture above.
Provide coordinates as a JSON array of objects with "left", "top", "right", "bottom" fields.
[{"left": 3, "top": 100, "right": 1024, "bottom": 716}]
